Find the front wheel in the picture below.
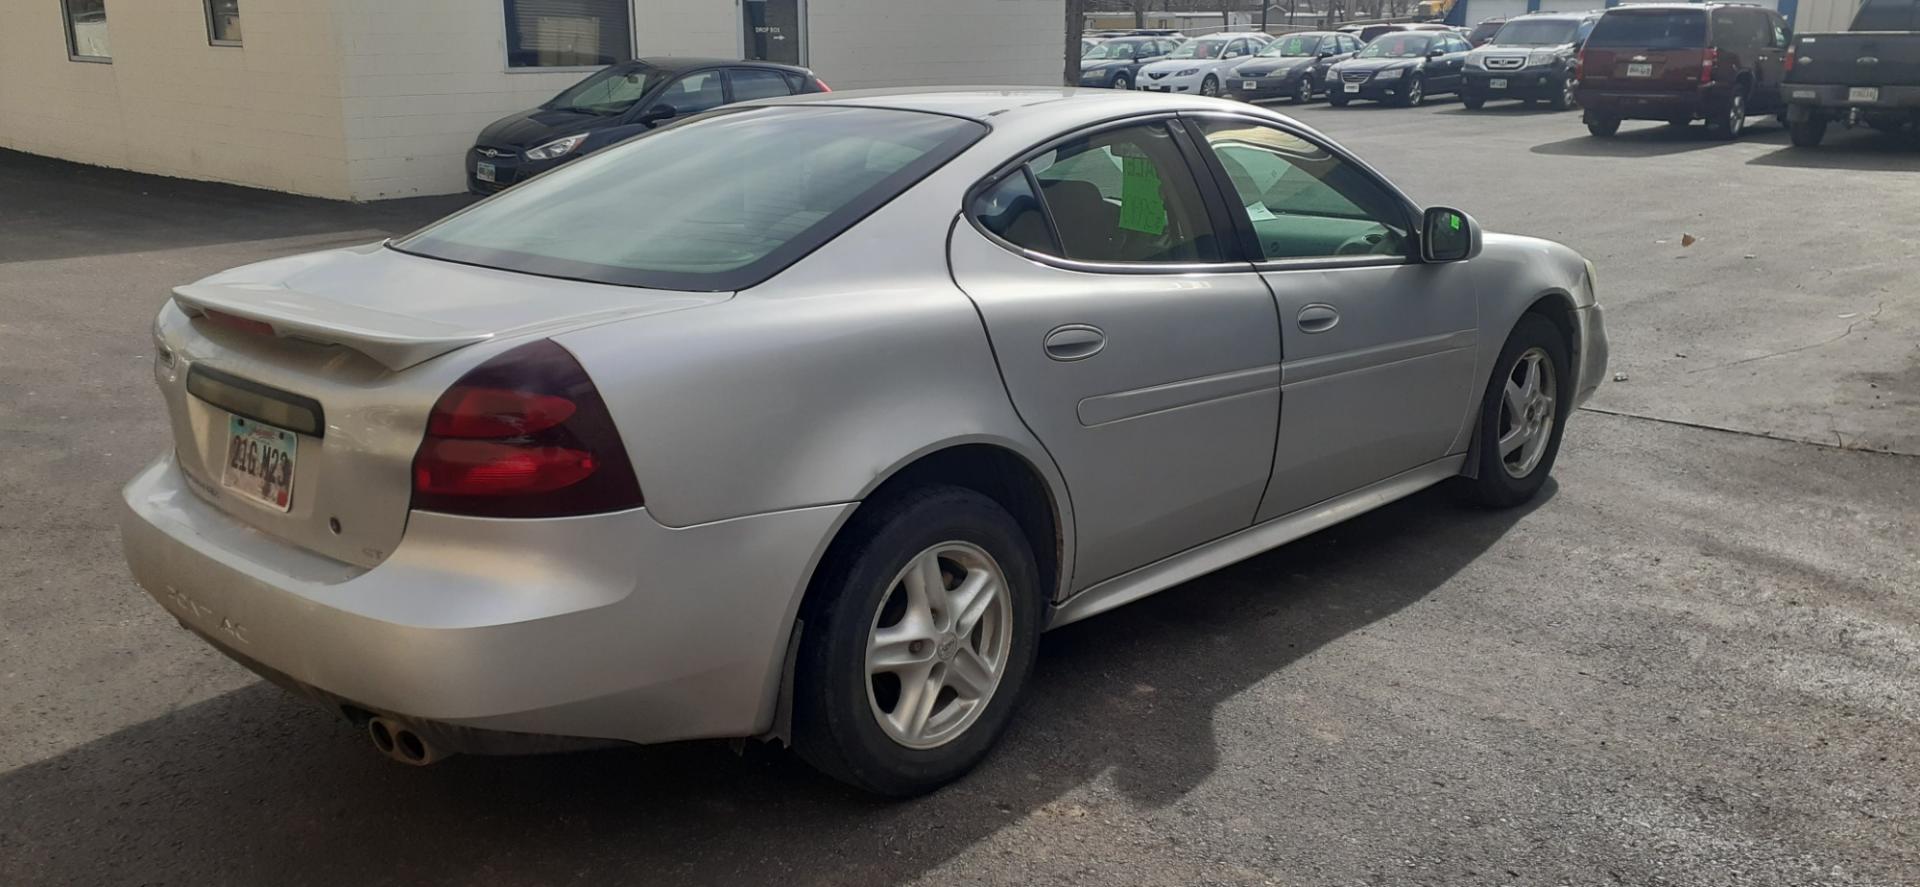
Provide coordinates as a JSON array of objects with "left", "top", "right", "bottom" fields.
[
  {"left": 1397, "top": 76, "right": 1425, "bottom": 107},
  {"left": 1293, "top": 75, "right": 1314, "bottom": 104},
  {"left": 1111, "top": 72, "right": 1132, "bottom": 91},
  {"left": 1328, "top": 91, "right": 1351, "bottom": 107},
  {"left": 1462, "top": 314, "right": 1572, "bottom": 508},
  {"left": 1586, "top": 114, "right": 1621, "bottom": 137},
  {"left": 1462, "top": 93, "right": 1486, "bottom": 110},
  {"left": 1789, "top": 115, "right": 1828, "bottom": 147},
  {"left": 1200, "top": 75, "right": 1221, "bottom": 97},
  {"left": 792, "top": 486, "right": 1043, "bottom": 796}
]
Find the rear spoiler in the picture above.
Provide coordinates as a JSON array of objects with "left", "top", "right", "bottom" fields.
[{"left": 171, "top": 282, "right": 493, "bottom": 371}]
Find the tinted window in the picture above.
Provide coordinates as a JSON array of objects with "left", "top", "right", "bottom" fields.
[
  {"left": 1587, "top": 11, "right": 1707, "bottom": 49},
  {"left": 1026, "top": 123, "right": 1221, "bottom": 264},
  {"left": 1853, "top": 0, "right": 1920, "bottom": 31},
  {"left": 395, "top": 107, "right": 985, "bottom": 291},
  {"left": 972, "top": 173, "right": 1055, "bottom": 254},
  {"left": 504, "top": 0, "right": 630, "bottom": 68},
  {"left": 1357, "top": 34, "right": 1434, "bottom": 58},
  {"left": 730, "top": 68, "right": 792, "bottom": 101},
  {"left": 660, "top": 70, "right": 725, "bottom": 116},
  {"left": 1172, "top": 40, "right": 1227, "bottom": 59},
  {"left": 1492, "top": 19, "right": 1579, "bottom": 46},
  {"left": 1197, "top": 120, "right": 1408, "bottom": 261}
]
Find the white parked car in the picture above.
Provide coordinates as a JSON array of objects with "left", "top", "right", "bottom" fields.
[{"left": 1136, "top": 32, "right": 1271, "bottom": 97}]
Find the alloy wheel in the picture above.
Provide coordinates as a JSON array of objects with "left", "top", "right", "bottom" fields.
[
  {"left": 864, "top": 541, "right": 1014, "bottom": 749},
  {"left": 1201, "top": 76, "right": 1220, "bottom": 97},
  {"left": 1497, "top": 347, "right": 1557, "bottom": 478},
  {"left": 1727, "top": 94, "right": 1746, "bottom": 136},
  {"left": 1296, "top": 77, "right": 1313, "bottom": 103},
  {"left": 1406, "top": 78, "right": 1423, "bottom": 106}
]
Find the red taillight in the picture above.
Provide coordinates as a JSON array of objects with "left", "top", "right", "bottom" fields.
[
  {"left": 1575, "top": 48, "right": 1585, "bottom": 80},
  {"left": 411, "top": 339, "right": 642, "bottom": 518},
  {"left": 814, "top": 78, "right": 832, "bottom": 92},
  {"left": 1783, "top": 50, "right": 1794, "bottom": 73},
  {"left": 1701, "top": 47, "right": 1716, "bottom": 83},
  {"left": 203, "top": 309, "right": 275, "bottom": 338}
]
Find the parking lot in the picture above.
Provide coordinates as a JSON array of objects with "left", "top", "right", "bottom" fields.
[{"left": 2, "top": 97, "right": 1918, "bottom": 886}]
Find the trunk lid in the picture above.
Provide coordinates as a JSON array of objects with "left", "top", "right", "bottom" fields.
[
  {"left": 156, "top": 243, "right": 725, "bottom": 567},
  {"left": 1583, "top": 8, "right": 1709, "bottom": 90},
  {"left": 1787, "top": 32, "right": 1920, "bottom": 86}
]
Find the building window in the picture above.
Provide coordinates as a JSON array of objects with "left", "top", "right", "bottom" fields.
[
  {"left": 62, "top": 0, "right": 110, "bottom": 62},
  {"left": 206, "top": 0, "right": 241, "bottom": 45},
  {"left": 503, "top": 0, "right": 631, "bottom": 68}
]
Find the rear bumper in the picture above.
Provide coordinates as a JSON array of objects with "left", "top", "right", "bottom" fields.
[
  {"left": 1784, "top": 83, "right": 1920, "bottom": 111},
  {"left": 1575, "top": 83, "right": 1726, "bottom": 120},
  {"left": 120, "top": 456, "right": 849, "bottom": 748},
  {"left": 1464, "top": 69, "right": 1566, "bottom": 100}
]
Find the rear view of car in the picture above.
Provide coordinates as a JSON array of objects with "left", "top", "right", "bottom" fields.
[{"left": 1576, "top": 3, "right": 1788, "bottom": 139}]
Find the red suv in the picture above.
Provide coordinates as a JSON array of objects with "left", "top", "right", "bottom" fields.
[{"left": 1575, "top": 3, "right": 1792, "bottom": 139}]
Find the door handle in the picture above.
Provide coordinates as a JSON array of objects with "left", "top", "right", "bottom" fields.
[
  {"left": 1297, "top": 304, "right": 1340, "bottom": 334},
  {"left": 1044, "top": 324, "right": 1106, "bottom": 361}
]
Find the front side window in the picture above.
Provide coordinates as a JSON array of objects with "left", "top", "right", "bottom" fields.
[
  {"left": 1172, "top": 40, "right": 1226, "bottom": 60},
  {"left": 62, "top": 0, "right": 109, "bottom": 61},
  {"left": 658, "top": 70, "right": 725, "bottom": 116},
  {"left": 503, "top": 0, "right": 631, "bottom": 68},
  {"left": 205, "top": 0, "right": 241, "bottom": 45},
  {"left": 546, "top": 65, "right": 660, "bottom": 115},
  {"left": 1197, "top": 120, "right": 1409, "bottom": 262},
  {"left": 1014, "top": 123, "right": 1221, "bottom": 265},
  {"left": 1083, "top": 39, "right": 1140, "bottom": 60},
  {"left": 395, "top": 107, "right": 984, "bottom": 291},
  {"left": 729, "top": 68, "right": 793, "bottom": 102},
  {"left": 1358, "top": 34, "right": 1434, "bottom": 59},
  {"left": 1260, "top": 35, "right": 1323, "bottom": 58}
]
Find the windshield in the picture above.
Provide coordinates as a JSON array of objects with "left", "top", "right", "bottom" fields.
[
  {"left": 1492, "top": 19, "right": 1579, "bottom": 46},
  {"left": 1587, "top": 11, "right": 1706, "bottom": 48},
  {"left": 1357, "top": 34, "right": 1434, "bottom": 58},
  {"left": 1172, "top": 40, "right": 1226, "bottom": 59},
  {"left": 395, "top": 108, "right": 986, "bottom": 291},
  {"left": 1469, "top": 21, "right": 1504, "bottom": 41},
  {"left": 1258, "top": 35, "right": 1323, "bottom": 57},
  {"left": 546, "top": 66, "right": 661, "bottom": 115},
  {"left": 1084, "top": 40, "right": 1145, "bottom": 60}
]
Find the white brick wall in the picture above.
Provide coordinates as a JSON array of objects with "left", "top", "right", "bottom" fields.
[
  {"left": 0, "top": 0, "right": 351, "bottom": 197},
  {"left": 808, "top": 0, "right": 1063, "bottom": 90}
]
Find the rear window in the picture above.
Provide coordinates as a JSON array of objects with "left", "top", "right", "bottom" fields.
[
  {"left": 1492, "top": 19, "right": 1580, "bottom": 46},
  {"left": 1587, "top": 10, "right": 1707, "bottom": 49},
  {"left": 1853, "top": 0, "right": 1920, "bottom": 30},
  {"left": 394, "top": 107, "right": 984, "bottom": 291}
]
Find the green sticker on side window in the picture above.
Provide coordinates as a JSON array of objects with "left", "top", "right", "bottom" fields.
[
  {"left": 1117, "top": 155, "right": 1168, "bottom": 236},
  {"left": 1449, "top": 213, "right": 1461, "bottom": 231}
]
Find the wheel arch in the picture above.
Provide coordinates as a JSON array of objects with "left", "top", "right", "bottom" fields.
[{"left": 1459, "top": 288, "right": 1581, "bottom": 478}]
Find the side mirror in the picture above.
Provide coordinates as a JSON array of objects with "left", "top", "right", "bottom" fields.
[
  {"left": 1428, "top": 48, "right": 1448, "bottom": 58},
  {"left": 1421, "top": 207, "right": 1479, "bottom": 263},
  {"left": 639, "top": 103, "right": 677, "bottom": 125}
]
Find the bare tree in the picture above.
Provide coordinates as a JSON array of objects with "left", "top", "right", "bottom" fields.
[{"left": 1066, "top": 0, "right": 1086, "bottom": 85}]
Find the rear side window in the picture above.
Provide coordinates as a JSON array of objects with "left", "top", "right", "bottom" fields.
[
  {"left": 396, "top": 107, "right": 985, "bottom": 291},
  {"left": 971, "top": 122, "right": 1222, "bottom": 265},
  {"left": 1587, "top": 11, "right": 1707, "bottom": 49},
  {"left": 730, "top": 68, "right": 793, "bottom": 101}
]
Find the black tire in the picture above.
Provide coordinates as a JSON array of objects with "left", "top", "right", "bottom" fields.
[
  {"left": 1396, "top": 75, "right": 1425, "bottom": 107},
  {"left": 1549, "top": 76, "right": 1575, "bottom": 111},
  {"left": 1328, "top": 92, "right": 1350, "bottom": 107},
  {"left": 1789, "top": 115, "right": 1827, "bottom": 147},
  {"left": 1706, "top": 86, "right": 1748, "bottom": 140},
  {"left": 1462, "top": 94, "right": 1486, "bottom": 110},
  {"left": 1586, "top": 114, "right": 1621, "bottom": 137},
  {"left": 792, "top": 486, "right": 1043, "bottom": 797},
  {"left": 1293, "top": 76, "right": 1314, "bottom": 104},
  {"left": 1201, "top": 75, "right": 1221, "bottom": 97},
  {"left": 1463, "top": 314, "right": 1573, "bottom": 508},
  {"left": 1111, "top": 72, "right": 1132, "bottom": 91}
]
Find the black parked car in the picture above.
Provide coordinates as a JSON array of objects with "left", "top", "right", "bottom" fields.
[
  {"left": 467, "top": 57, "right": 826, "bottom": 193},
  {"left": 1462, "top": 12, "right": 1599, "bottom": 110},
  {"left": 1077, "top": 35, "right": 1181, "bottom": 90},
  {"left": 1226, "top": 31, "right": 1364, "bottom": 104},
  {"left": 1327, "top": 30, "right": 1474, "bottom": 106}
]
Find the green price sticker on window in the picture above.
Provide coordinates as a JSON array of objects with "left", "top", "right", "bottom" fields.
[
  {"left": 1449, "top": 213, "right": 1461, "bottom": 231},
  {"left": 1118, "top": 155, "right": 1167, "bottom": 236}
]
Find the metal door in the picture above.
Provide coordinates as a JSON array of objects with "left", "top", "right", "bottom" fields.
[{"left": 744, "top": 0, "right": 804, "bottom": 66}]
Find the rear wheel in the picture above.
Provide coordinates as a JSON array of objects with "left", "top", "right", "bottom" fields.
[
  {"left": 1789, "top": 115, "right": 1828, "bottom": 147},
  {"left": 1586, "top": 114, "right": 1621, "bottom": 137},
  {"left": 1707, "top": 88, "right": 1748, "bottom": 140},
  {"left": 1201, "top": 75, "right": 1221, "bottom": 97},
  {"left": 1463, "top": 93, "right": 1486, "bottom": 110},
  {"left": 793, "top": 487, "right": 1043, "bottom": 797},
  {"left": 1463, "top": 314, "right": 1572, "bottom": 508}
]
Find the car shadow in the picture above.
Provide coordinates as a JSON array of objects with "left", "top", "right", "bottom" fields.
[
  {"left": 0, "top": 149, "right": 474, "bottom": 264},
  {"left": 1437, "top": 103, "right": 1574, "bottom": 117},
  {"left": 0, "top": 482, "right": 1550, "bottom": 886},
  {"left": 1746, "top": 128, "right": 1920, "bottom": 171},
  {"left": 1532, "top": 119, "right": 1789, "bottom": 157}
]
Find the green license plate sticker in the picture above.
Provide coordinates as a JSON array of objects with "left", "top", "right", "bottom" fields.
[{"left": 1117, "top": 154, "right": 1168, "bottom": 236}]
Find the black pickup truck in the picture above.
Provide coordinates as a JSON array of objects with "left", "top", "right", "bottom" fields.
[{"left": 1782, "top": 0, "right": 1920, "bottom": 145}]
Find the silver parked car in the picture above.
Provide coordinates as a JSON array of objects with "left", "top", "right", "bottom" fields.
[{"left": 122, "top": 88, "right": 1608, "bottom": 796}]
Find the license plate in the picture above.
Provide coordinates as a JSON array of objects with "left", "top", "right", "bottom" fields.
[
  {"left": 222, "top": 415, "right": 297, "bottom": 512},
  {"left": 1489, "top": 78, "right": 1507, "bottom": 89},
  {"left": 1243, "top": 80, "right": 1259, "bottom": 90},
  {"left": 1793, "top": 89, "right": 1817, "bottom": 99},
  {"left": 475, "top": 162, "right": 496, "bottom": 183},
  {"left": 1626, "top": 63, "right": 1653, "bottom": 78},
  {"left": 1849, "top": 86, "right": 1880, "bottom": 103},
  {"left": 1344, "top": 82, "right": 1361, "bottom": 93}
]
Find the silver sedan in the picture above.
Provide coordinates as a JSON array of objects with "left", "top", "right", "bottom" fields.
[{"left": 121, "top": 87, "right": 1608, "bottom": 796}]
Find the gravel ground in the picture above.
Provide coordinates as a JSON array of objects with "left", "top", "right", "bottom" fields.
[{"left": 0, "top": 97, "right": 1916, "bottom": 887}]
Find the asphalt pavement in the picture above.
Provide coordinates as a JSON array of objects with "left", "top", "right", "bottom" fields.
[{"left": 1, "top": 98, "right": 1916, "bottom": 887}]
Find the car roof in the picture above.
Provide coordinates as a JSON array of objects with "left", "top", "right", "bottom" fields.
[
  {"left": 760, "top": 87, "right": 1271, "bottom": 129},
  {"left": 629, "top": 56, "right": 811, "bottom": 73}
]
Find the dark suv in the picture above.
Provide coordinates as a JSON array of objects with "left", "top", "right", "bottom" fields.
[
  {"left": 1463, "top": 13, "right": 1599, "bottom": 110},
  {"left": 1077, "top": 35, "right": 1180, "bottom": 90},
  {"left": 1576, "top": 3, "right": 1791, "bottom": 138}
]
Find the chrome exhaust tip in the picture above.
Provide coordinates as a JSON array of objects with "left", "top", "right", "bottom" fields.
[{"left": 367, "top": 716, "right": 444, "bottom": 766}]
